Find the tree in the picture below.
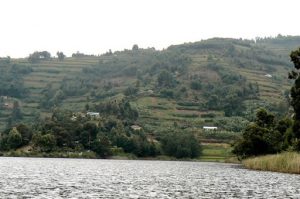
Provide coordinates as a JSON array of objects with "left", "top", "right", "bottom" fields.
[
  {"left": 33, "top": 133, "right": 56, "bottom": 152},
  {"left": 85, "top": 103, "right": 90, "bottom": 111},
  {"left": 7, "top": 127, "right": 22, "bottom": 149},
  {"left": 79, "top": 130, "right": 91, "bottom": 149},
  {"left": 91, "top": 135, "right": 112, "bottom": 158},
  {"left": 28, "top": 51, "right": 51, "bottom": 63},
  {"left": 233, "top": 109, "right": 284, "bottom": 159},
  {"left": 161, "top": 131, "right": 201, "bottom": 158},
  {"left": 83, "top": 122, "right": 98, "bottom": 139},
  {"left": 72, "top": 51, "right": 86, "bottom": 57},
  {"left": 132, "top": 44, "right": 139, "bottom": 51},
  {"left": 16, "top": 124, "right": 32, "bottom": 145},
  {"left": 157, "top": 70, "right": 176, "bottom": 88},
  {"left": 40, "top": 51, "right": 51, "bottom": 60},
  {"left": 11, "top": 101, "right": 22, "bottom": 121},
  {"left": 190, "top": 80, "right": 202, "bottom": 90},
  {"left": 124, "top": 86, "right": 138, "bottom": 96},
  {"left": 160, "top": 89, "right": 174, "bottom": 98},
  {"left": 28, "top": 52, "right": 40, "bottom": 63},
  {"left": 57, "top": 51, "right": 66, "bottom": 61},
  {"left": 0, "top": 135, "right": 9, "bottom": 151},
  {"left": 120, "top": 100, "right": 138, "bottom": 121},
  {"left": 223, "top": 93, "right": 245, "bottom": 116},
  {"left": 233, "top": 123, "right": 271, "bottom": 158},
  {"left": 289, "top": 48, "right": 300, "bottom": 149},
  {"left": 255, "top": 108, "right": 275, "bottom": 128}
]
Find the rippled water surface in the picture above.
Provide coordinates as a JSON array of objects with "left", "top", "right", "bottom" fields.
[{"left": 0, "top": 157, "right": 300, "bottom": 198}]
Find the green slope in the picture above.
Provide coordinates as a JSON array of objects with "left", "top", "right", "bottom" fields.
[{"left": 0, "top": 36, "right": 298, "bottom": 136}]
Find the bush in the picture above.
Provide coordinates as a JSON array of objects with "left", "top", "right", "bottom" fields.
[
  {"left": 124, "top": 86, "right": 138, "bottom": 96},
  {"left": 233, "top": 109, "right": 291, "bottom": 159},
  {"left": 91, "top": 135, "right": 112, "bottom": 158},
  {"left": 7, "top": 128, "right": 22, "bottom": 149},
  {"left": 190, "top": 80, "right": 202, "bottom": 90},
  {"left": 161, "top": 131, "right": 201, "bottom": 158},
  {"left": 33, "top": 133, "right": 56, "bottom": 152},
  {"left": 160, "top": 89, "right": 174, "bottom": 98}
]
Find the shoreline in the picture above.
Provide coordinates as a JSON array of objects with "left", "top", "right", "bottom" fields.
[
  {"left": 0, "top": 150, "right": 239, "bottom": 163},
  {"left": 242, "top": 152, "right": 300, "bottom": 174}
]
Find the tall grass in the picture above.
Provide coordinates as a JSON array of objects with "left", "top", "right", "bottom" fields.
[{"left": 243, "top": 152, "right": 300, "bottom": 174}]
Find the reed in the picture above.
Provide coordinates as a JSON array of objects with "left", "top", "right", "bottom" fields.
[{"left": 243, "top": 152, "right": 300, "bottom": 174}]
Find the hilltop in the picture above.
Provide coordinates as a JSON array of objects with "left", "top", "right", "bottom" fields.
[{"left": 0, "top": 36, "right": 298, "bottom": 141}]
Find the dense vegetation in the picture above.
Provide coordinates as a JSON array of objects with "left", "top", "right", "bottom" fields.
[
  {"left": 289, "top": 48, "right": 300, "bottom": 150},
  {"left": 233, "top": 47, "right": 300, "bottom": 159},
  {"left": 233, "top": 108, "right": 293, "bottom": 158},
  {"left": 0, "top": 35, "right": 299, "bottom": 159},
  {"left": 0, "top": 100, "right": 201, "bottom": 158},
  {"left": 0, "top": 58, "right": 30, "bottom": 98}
]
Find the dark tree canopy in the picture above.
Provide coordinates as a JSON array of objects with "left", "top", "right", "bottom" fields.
[
  {"left": 28, "top": 51, "right": 51, "bottom": 63},
  {"left": 289, "top": 48, "right": 300, "bottom": 148},
  {"left": 132, "top": 44, "right": 139, "bottom": 51},
  {"left": 161, "top": 131, "right": 201, "bottom": 158},
  {"left": 157, "top": 70, "right": 176, "bottom": 88},
  {"left": 233, "top": 109, "right": 291, "bottom": 159},
  {"left": 57, "top": 51, "right": 66, "bottom": 61},
  {"left": 290, "top": 49, "right": 300, "bottom": 70}
]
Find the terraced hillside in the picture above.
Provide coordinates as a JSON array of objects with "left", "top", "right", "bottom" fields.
[{"left": 0, "top": 36, "right": 298, "bottom": 137}]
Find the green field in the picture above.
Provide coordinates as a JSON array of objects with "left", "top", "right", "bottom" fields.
[{"left": 199, "top": 143, "right": 234, "bottom": 162}]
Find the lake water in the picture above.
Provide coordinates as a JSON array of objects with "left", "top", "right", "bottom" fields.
[{"left": 0, "top": 157, "right": 300, "bottom": 198}]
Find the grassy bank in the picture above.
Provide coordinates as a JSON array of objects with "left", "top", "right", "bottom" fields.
[
  {"left": 243, "top": 152, "right": 300, "bottom": 174},
  {"left": 1, "top": 150, "right": 98, "bottom": 159},
  {"left": 198, "top": 143, "right": 237, "bottom": 163},
  {"left": 0, "top": 142, "right": 236, "bottom": 162}
]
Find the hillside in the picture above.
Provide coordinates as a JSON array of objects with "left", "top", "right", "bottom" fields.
[{"left": 0, "top": 36, "right": 298, "bottom": 140}]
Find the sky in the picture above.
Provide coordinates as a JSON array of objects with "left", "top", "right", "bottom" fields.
[{"left": 0, "top": 0, "right": 299, "bottom": 58}]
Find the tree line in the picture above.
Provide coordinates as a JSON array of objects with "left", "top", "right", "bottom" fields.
[{"left": 0, "top": 99, "right": 201, "bottom": 159}]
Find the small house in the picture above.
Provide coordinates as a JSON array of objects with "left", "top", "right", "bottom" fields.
[
  {"left": 147, "top": 90, "right": 154, "bottom": 94},
  {"left": 131, "top": 125, "right": 142, "bottom": 131},
  {"left": 264, "top": 74, "right": 272, "bottom": 78},
  {"left": 86, "top": 112, "right": 100, "bottom": 118},
  {"left": 70, "top": 115, "right": 77, "bottom": 121},
  {"left": 3, "top": 103, "right": 13, "bottom": 109},
  {"left": 203, "top": 126, "right": 218, "bottom": 130}
]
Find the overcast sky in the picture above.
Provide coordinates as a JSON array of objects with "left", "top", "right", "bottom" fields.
[{"left": 0, "top": 0, "right": 299, "bottom": 58}]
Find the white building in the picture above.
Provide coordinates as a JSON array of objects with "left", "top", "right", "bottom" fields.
[
  {"left": 86, "top": 112, "right": 100, "bottom": 117},
  {"left": 203, "top": 126, "right": 218, "bottom": 130},
  {"left": 131, "top": 125, "right": 142, "bottom": 131}
]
